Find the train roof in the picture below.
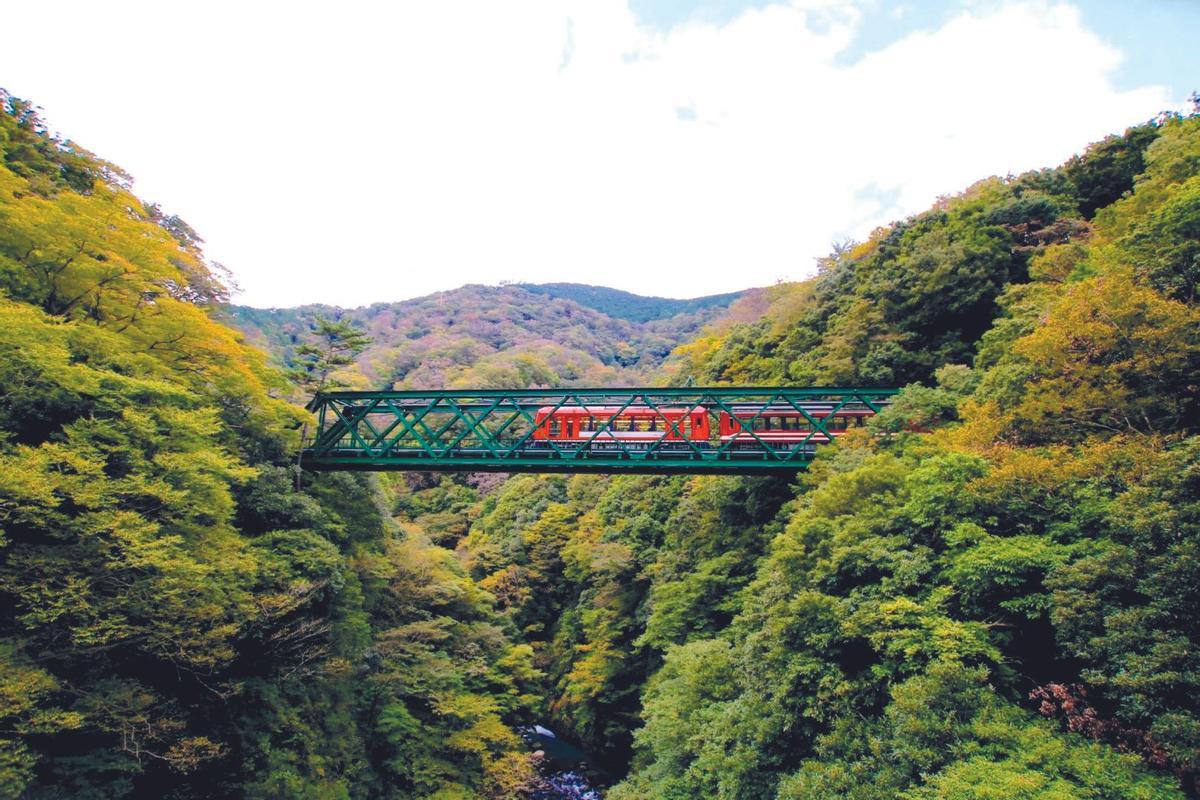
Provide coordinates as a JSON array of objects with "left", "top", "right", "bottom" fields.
[
  {"left": 535, "top": 405, "right": 700, "bottom": 414},
  {"left": 534, "top": 403, "right": 878, "bottom": 414},
  {"left": 725, "top": 404, "right": 876, "bottom": 414}
]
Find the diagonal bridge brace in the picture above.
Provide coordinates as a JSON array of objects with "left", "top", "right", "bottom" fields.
[{"left": 300, "top": 386, "right": 900, "bottom": 474}]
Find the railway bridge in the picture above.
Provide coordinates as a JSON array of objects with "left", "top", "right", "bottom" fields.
[{"left": 300, "top": 387, "right": 899, "bottom": 475}]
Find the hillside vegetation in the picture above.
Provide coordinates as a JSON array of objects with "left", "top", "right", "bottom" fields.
[
  {"left": 227, "top": 283, "right": 749, "bottom": 391},
  {"left": 0, "top": 90, "right": 544, "bottom": 799},
  {"left": 2, "top": 83, "right": 1200, "bottom": 800},
  {"left": 400, "top": 108, "right": 1200, "bottom": 798},
  {"left": 514, "top": 283, "right": 744, "bottom": 324}
]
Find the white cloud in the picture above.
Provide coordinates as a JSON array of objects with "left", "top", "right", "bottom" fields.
[{"left": 0, "top": 1, "right": 1174, "bottom": 306}]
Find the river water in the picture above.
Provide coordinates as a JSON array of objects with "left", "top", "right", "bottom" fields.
[{"left": 526, "top": 725, "right": 605, "bottom": 799}]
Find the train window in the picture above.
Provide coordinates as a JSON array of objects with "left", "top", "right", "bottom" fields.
[
  {"left": 566, "top": 421, "right": 574, "bottom": 438},
  {"left": 549, "top": 420, "right": 561, "bottom": 437}
]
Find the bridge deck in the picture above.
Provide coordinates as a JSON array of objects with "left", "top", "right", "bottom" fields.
[{"left": 300, "top": 387, "right": 898, "bottom": 475}]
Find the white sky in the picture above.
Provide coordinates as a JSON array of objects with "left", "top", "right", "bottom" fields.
[{"left": 0, "top": 1, "right": 1181, "bottom": 308}]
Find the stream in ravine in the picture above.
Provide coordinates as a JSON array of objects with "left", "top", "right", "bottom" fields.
[{"left": 526, "top": 724, "right": 606, "bottom": 799}]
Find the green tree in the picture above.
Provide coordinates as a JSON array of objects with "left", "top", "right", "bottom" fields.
[{"left": 289, "top": 315, "right": 372, "bottom": 393}]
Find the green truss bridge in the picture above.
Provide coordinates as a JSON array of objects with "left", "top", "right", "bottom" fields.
[{"left": 300, "top": 387, "right": 899, "bottom": 475}]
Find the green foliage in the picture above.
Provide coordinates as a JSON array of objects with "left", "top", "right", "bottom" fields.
[
  {"left": 289, "top": 315, "right": 372, "bottom": 393},
  {"left": 0, "top": 95, "right": 539, "bottom": 799},
  {"left": 435, "top": 469, "right": 795, "bottom": 784},
  {"left": 6, "top": 88, "right": 1200, "bottom": 800},
  {"left": 0, "top": 89, "right": 114, "bottom": 196},
  {"left": 673, "top": 178, "right": 1065, "bottom": 387},
  {"left": 607, "top": 112, "right": 1200, "bottom": 797},
  {"left": 779, "top": 661, "right": 1178, "bottom": 800},
  {"left": 1064, "top": 121, "right": 1161, "bottom": 219}
]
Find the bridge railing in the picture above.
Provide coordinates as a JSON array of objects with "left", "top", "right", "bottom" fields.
[{"left": 300, "top": 387, "right": 899, "bottom": 474}]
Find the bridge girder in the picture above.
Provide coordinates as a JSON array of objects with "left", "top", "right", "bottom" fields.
[{"left": 300, "top": 387, "right": 899, "bottom": 475}]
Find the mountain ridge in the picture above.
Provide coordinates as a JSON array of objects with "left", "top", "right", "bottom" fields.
[
  {"left": 230, "top": 282, "right": 747, "bottom": 319},
  {"left": 224, "top": 282, "right": 761, "bottom": 390},
  {"left": 514, "top": 282, "right": 746, "bottom": 323}
]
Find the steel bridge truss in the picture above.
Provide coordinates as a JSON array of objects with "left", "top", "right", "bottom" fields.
[{"left": 301, "top": 387, "right": 899, "bottom": 474}]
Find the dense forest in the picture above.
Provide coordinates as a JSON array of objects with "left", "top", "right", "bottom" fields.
[{"left": 3, "top": 84, "right": 1200, "bottom": 800}]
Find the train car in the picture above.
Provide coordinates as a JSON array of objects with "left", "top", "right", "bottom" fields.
[
  {"left": 532, "top": 405, "right": 709, "bottom": 446},
  {"left": 717, "top": 404, "right": 873, "bottom": 446},
  {"left": 532, "top": 403, "right": 880, "bottom": 452}
]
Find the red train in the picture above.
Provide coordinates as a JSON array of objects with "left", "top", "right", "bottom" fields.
[{"left": 531, "top": 404, "right": 873, "bottom": 448}]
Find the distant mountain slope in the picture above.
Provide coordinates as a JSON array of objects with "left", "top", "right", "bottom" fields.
[
  {"left": 225, "top": 283, "right": 758, "bottom": 390},
  {"left": 516, "top": 282, "right": 745, "bottom": 323}
]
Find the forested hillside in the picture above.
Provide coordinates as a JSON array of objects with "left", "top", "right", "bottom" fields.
[
  {"left": 226, "top": 283, "right": 750, "bottom": 391},
  {"left": 3, "top": 82, "right": 1200, "bottom": 800},
  {"left": 0, "top": 91, "right": 546, "bottom": 798},
  {"left": 393, "top": 107, "right": 1200, "bottom": 798}
]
